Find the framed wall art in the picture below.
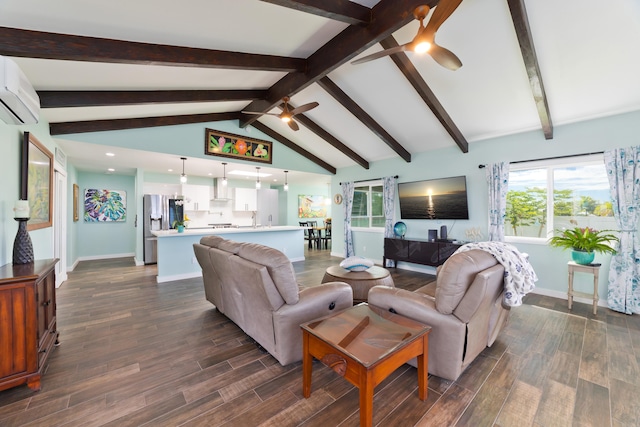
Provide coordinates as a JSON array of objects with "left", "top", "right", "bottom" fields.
[
  {"left": 21, "top": 132, "right": 53, "bottom": 231},
  {"left": 205, "top": 128, "right": 272, "bottom": 164},
  {"left": 298, "top": 195, "right": 328, "bottom": 218},
  {"left": 73, "top": 184, "right": 79, "bottom": 221},
  {"left": 84, "top": 189, "right": 127, "bottom": 222}
]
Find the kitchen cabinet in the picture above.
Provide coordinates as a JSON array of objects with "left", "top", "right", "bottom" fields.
[
  {"left": 0, "top": 259, "right": 59, "bottom": 392},
  {"left": 258, "top": 188, "right": 279, "bottom": 226},
  {"left": 234, "top": 188, "right": 257, "bottom": 211},
  {"left": 181, "top": 184, "right": 210, "bottom": 211}
]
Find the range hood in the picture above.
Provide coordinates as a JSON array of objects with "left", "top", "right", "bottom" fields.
[{"left": 211, "top": 178, "right": 231, "bottom": 201}]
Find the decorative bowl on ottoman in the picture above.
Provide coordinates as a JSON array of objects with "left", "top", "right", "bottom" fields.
[{"left": 339, "top": 256, "right": 374, "bottom": 272}]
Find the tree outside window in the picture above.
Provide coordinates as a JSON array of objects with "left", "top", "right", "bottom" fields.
[
  {"left": 505, "top": 159, "right": 616, "bottom": 240},
  {"left": 351, "top": 183, "right": 384, "bottom": 228}
]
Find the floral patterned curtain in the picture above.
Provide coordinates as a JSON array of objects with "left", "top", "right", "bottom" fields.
[
  {"left": 604, "top": 147, "right": 640, "bottom": 314},
  {"left": 341, "top": 181, "right": 355, "bottom": 257},
  {"left": 486, "top": 162, "right": 509, "bottom": 241},
  {"left": 383, "top": 176, "right": 397, "bottom": 267}
]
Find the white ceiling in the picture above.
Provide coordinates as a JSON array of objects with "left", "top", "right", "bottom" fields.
[{"left": 2, "top": 0, "right": 640, "bottom": 181}]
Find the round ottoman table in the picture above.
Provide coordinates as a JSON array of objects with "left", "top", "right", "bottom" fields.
[{"left": 322, "top": 265, "right": 395, "bottom": 303}]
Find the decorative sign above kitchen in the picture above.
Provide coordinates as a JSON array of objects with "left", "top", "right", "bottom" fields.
[{"left": 205, "top": 128, "right": 272, "bottom": 164}]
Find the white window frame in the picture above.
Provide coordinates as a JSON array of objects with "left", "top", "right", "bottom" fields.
[
  {"left": 505, "top": 154, "right": 609, "bottom": 245},
  {"left": 351, "top": 180, "right": 385, "bottom": 232}
]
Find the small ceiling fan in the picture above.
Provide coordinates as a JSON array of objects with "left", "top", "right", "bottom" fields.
[
  {"left": 242, "top": 96, "right": 319, "bottom": 131},
  {"left": 351, "top": 0, "right": 463, "bottom": 70}
]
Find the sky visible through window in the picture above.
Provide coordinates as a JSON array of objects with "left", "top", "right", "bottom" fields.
[{"left": 509, "top": 164, "right": 611, "bottom": 205}]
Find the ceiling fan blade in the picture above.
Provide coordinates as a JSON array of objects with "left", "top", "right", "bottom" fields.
[
  {"left": 351, "top": 44, "right": 409, "bottom": 65},
  {"left": 423, "top": 0, "right": 463, "bottom": 37},
  {"left": 291, "top": 102, "right": 319, "bottom": 115},
  {"left": 288, "top": 120, "right": 299, "bottom": 131},
  {"left": 429, "top": 43, "right": 462, "bottom": 70}
]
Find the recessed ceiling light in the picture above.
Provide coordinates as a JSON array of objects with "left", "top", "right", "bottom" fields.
[
  {"left": 168, "top": 168, "right": 173, "bottom": 172},
  {"left": 208, "top": 172, "right": 213, "bottom": 176},
  {"left": 106, "top": 152, "right": 115, "bottom": 157},
  {"left": 107, "top": 168, "right": 115, "bottom": 172}
]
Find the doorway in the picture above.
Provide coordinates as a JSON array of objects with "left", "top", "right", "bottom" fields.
[{"left": 54, "top": 169, "right": 67, "bottom": 286}]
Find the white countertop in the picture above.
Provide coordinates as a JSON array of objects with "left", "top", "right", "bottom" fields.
[{"left": 151, "top": 225, "right": 303, "bottom": 237}]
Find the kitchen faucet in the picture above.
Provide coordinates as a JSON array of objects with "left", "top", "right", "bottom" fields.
[{"left": 252, "top": 211, "right": 257, "bottom": 228}]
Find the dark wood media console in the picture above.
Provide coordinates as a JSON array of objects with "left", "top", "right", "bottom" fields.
[{"left": 383, "top": 238, "right": 461, "bottom": 268}]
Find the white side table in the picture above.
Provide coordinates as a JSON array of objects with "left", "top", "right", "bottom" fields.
[{"left": 567, "top": 261, "right": 600, "bottom": 315}]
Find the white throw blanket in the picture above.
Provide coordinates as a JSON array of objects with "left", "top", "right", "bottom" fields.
[{"left": 454, "top": 241, "right": 538, "bottom": 307}]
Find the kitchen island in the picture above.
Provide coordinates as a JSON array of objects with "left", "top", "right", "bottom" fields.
[{"left": 150, "top": 226, "right": 305, "bottom": 283}]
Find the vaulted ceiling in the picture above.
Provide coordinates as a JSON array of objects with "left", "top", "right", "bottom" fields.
[{"left": 1, "top": 0, "right": 639, "bottom": 180}]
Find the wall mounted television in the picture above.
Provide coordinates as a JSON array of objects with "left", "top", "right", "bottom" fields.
[{"left": 398, "top": 175, "right": 469, "bottom": 220}]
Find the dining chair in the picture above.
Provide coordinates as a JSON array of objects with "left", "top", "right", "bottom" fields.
[{"left": 322, "top": 219, "right": 332, "bottom": 249}]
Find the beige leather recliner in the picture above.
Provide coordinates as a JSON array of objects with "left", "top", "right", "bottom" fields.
[
  {"left": 193, "top": 235, "right": 353, "bottom": 366},
  {"left": 368, "top": 249, "right": 510, "bottom": 381}
]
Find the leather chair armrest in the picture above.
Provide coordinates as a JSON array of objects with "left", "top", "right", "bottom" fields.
[{"left": 271, "top": 282, "right": 353, "bottom": 365}]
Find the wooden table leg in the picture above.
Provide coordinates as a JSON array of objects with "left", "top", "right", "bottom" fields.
[
  {"left": 416, "top": 335, "right": 428, "bottom": 401},
  {"left": 302, "top": 331, "right": 312, "bottom": 398},
  {"left": 360, "top": 368, "right": 374, "bottom": 427}
]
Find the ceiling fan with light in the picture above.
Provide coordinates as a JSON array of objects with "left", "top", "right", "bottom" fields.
[
  {"left": 242, "top": 96, "right": 319, "bottom": 131},
  {"left": 351, "top": 0, "right": 463, "bottom": 70}
]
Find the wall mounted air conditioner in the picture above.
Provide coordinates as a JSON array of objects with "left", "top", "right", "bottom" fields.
[{"left": 0, "top": 56, "right": 40, "bottom": 125}]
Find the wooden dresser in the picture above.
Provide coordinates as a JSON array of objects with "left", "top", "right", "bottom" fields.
[{"left": 0, "top": 259, "right": 59, "bottom": 392}]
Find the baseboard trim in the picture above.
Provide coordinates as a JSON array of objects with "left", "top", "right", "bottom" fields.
[
  {"left": 77, "top": 253, "right": 136, "bottom": 262},
  {"left": 156, "top": 271, "right": 202, "bottom": 284},
  {"left": 530, "top": 287, "right": 608, "bottom": 308}
]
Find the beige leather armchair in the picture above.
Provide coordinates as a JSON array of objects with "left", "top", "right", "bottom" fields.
[
  {"left": 194, "top": 235, "right": 353, "bottom": 366},
  {"left": 368, "top": 249, "right": 509, "bottom": 381}
]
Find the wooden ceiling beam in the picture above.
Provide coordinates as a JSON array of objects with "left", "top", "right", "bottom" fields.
[
  {"left": 240, "top": 0, "right": 433, "bottom": 128},
  {"left": 0, "top": 26, "right": 305, "bottom": 72},
  {"left": 50, "top": 112, "right": 241, "bottom": 135},
  {"left": 39, "top": 90, "right": 268, "bottom": 108},
  {"left": 317, "top": 76, "right": 412, "bottom": 162},
  {"left": 282, "top": 103, "right": 369, "bottom": 169},
  {"left": 259, "top": 0, "right": 371, "bottom": 25},
  {"left": 380, "top": 36, "right": 468, "bottom": 153},
  {"left": 249, "top": 121, "right": 336, "bottom": 174},
  {"left": 506, "top": 0, "right": 553, "bottom": 139}
]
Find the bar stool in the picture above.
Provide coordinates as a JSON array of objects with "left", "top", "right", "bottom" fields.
[{"left": 567, "top": 261, "right": 600, "bottom": 315}]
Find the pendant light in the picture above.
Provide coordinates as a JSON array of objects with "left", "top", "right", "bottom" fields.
[
  {"left": 284, "top": 170, "right": 289, "bottom": 192},
  {"left": 180, "top": 157, "right": 187, "bottom": 183},
  {"left": 221, "top": 162, "right": 228, "bottom": 186},
  {"left": 255, "top": 167, "right": 261, "bottom": 189}
]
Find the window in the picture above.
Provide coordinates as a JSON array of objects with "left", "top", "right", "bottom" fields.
[
  {"left": 505, "top": 155, "right": 616, "bottom": 241},
  {"left": 351, "top": 182, "right": 385, "bottom": 228}
]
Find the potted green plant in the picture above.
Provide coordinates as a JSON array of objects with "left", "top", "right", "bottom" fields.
[{"left": 548, "top": 227, "right": 619, "bottom": 265}]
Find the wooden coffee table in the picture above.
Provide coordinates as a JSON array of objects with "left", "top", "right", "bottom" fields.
[{"left": 301, "top": 303, "right": 431, "bottom": 427}]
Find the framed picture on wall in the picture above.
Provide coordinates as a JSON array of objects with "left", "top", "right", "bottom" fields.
[
  {"left": 21, "top": 132, "right": 54, "bottom": 231},
  {"left": 84, "top": 189, "right": 127, "bottom": 222},
  {"left": 73, "top": 184, "right": 79, "bottom": 221}
]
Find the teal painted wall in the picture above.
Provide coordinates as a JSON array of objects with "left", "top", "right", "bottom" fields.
[
  {"left": 3, "top": 108, "right": 639, "bottom": 304},
  {"left": 76, "top": 172, "right": 137, "bottom": 258},
  {"left": 332, "top": 110, "right": 640, "bottom": 302}
]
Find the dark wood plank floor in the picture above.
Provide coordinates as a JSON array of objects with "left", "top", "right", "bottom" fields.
[{"left": 1, "top": 248, "right": 639, "bottom": 426}]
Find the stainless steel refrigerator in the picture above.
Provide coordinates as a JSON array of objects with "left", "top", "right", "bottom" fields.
[{"left": 143, "top": 194, "right": 183, "bottom": 264}]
